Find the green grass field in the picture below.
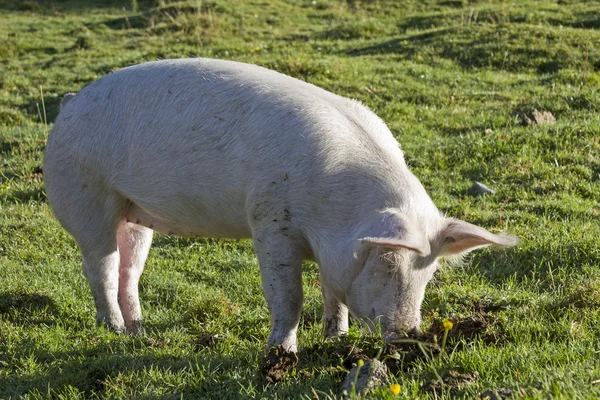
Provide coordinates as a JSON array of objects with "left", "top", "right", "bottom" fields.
[{"left": 1, "top": 0, "right": 599, "bottom": 398}]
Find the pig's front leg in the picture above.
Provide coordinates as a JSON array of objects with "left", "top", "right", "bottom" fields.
[
  {"left": 322, "top": 283, "right": 349, "bottom": 338},
  {"left": 253, "top": 234, "right": 303, "bottom": 353}
]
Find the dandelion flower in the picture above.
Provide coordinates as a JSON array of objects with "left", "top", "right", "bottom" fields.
[
  {"left": 442, "top": 319, "right": 454, "bottom": 331},
  {"left": 390, "top": 383, "right": 401, "bottom": 395}
]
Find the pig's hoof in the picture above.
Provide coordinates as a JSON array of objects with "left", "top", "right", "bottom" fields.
[
  {"left": 99, "top": 323, "right": 126, "bottom": 334},
  {"left": 125, "top": 320, "right": 144, "bottom": 335},
  {"left": 261, "top": 345, "right": 299, "bottom": 383}
]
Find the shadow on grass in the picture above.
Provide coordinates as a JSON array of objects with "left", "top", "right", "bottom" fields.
[
  {"left": 0, "top": 332, "right": 343, "bottom": 398},
  {"left": 0, "top": 291, "right": 61, "bottom": 325},
  {"left": 25, "top": 92, "right": 63, "bottom": 127},
  {"left": 0, "top": 0, "right": 155, "bottom": 12},
  {"left": 469, "top": 242, "right": 600, "bottom": 290},
  {"left": 346, "top": 27, "right": 554, "bottom": 72},
  {"left": 0, "top": 186, "right": 47, "bottom": 203},
  {"left": 1, "top": 345, "right": 241, "bottom": 398}
]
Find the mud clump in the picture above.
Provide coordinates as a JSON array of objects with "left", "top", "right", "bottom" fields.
[
  {"left": 383, "top": 340, "right": 440, "bottom": 373},
  {"left": 303, "top": 341, "right": 374, "bottom": 369},
  {"left": 427, "top": 297, "right": 507, "bottom": 345},
  {"left": 262, "top": 345, "right": 299, "bottom": 383},
  {"left": 423, "top": 370, "right": 480, "bottom": 395},
  {"left": 429, "top": 314, "right": 503, "bottom": 344},
  {"left": 333, "top": 343, "right": 372, "bottom": 370}
]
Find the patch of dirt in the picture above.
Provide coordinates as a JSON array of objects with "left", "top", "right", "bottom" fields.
[
  {"left": 303, "top": 341, "right": 374, "bottom": 369},
  {"left": 333, "top": 343, "right": 372, "bottom": 370},
  {"left": 262, "top": 345, "right": 299, "bottom": 383},
  {"left": 423, "top": 370, "right": 480, "bottom": 395},
  {"left": 429, "top": 314, "right": 503, "bottom": 344},
  {"left": 383, "top": 339, "right": 440, "bottom": 373},
  {"left": 427, "top": 297, "right": 507, "bottom": 345}
]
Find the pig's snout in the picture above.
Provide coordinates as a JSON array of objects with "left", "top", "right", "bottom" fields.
[
  {"left": 382, "top": 312, "right": 421, "bottom": 343},
  {"left": 383, "top": 328, "right": 420, "bottom": 344}
]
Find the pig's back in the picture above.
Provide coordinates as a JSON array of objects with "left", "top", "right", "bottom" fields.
[{"left": 47, "top": 58, "right": 411, "bottom": 238}]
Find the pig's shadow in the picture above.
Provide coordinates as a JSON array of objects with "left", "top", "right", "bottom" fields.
[
  {"left": 0, "top": 331, "right": 339, "bottom": 398},
  {"left": 0, "top": 186, "right": 46, "bottom": 203},
  {"left": 0, "top": 291, "right": 61, "bottom": 325}
]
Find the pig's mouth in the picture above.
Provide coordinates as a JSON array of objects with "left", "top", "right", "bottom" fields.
[{"left": 353, "top": 312, "right": 420, "bottom": 343}]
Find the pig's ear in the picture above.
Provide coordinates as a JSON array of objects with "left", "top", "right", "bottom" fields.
[
  {"left": 357, "top": 209, "right": 431, "bottom": 256},
  {"left": 360, "top": 235, "right": 431, "bottom": 256},
  {"left": 438, "top": 219, "right": 519, "bottom": 256}
]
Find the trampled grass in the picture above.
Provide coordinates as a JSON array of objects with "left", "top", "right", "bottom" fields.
[{"left": 1, "top": 0, "right": 599, "bottom": 398}]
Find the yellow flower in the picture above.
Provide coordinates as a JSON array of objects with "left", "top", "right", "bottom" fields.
[
  {"left": 357, "top": 359, "right": 364, "bottom": 367},
  {"left": 442, "top": 319, "right": 454, "bottom": 331},
  {"left": 390, "top": 383, "right": 401, "bottom": 395}
]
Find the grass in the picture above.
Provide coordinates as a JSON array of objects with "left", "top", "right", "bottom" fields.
[{"left": 1, "top": 0, "right": 599, "bottom": 398}]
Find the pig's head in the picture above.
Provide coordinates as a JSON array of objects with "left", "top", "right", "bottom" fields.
[{"left": 345, "top": 208, "right": 518, "bottom": 341}]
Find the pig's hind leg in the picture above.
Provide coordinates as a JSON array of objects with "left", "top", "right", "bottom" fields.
[
  {"left": 54, "top": 188, "right": 129, "bottom": 332},
  {"left": 117, "top": 222, "right": 153, "bottom": 333}
]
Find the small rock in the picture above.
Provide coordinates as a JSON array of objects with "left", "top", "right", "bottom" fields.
[
  {"left": 468, "top": 181, "right": 495, "bottom": 196},
  {"left": 523, "top": 109, "right": 555, "bottom": 126},
  {"left": 339, "top": 359, "right": 388, "bottom": 398},
  {"left": 262, "top": 345, "right": 299, "bottom": 383},
  {"left": 479, "top": 388, "right": 514, "bottom": 399}
]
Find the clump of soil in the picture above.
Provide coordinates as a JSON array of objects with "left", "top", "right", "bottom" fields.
[
  {"left": 428, "top": 314, "right": 503, "bottom": 344},
  {"left": 383, "top": 340, "right": 440, "bottom": 373},
  {"left": 427, "top": 297, "right": 507, "bottom": 345},
  {"left": 423, "top": 370, "right": 480, "bottom": 395},
  {"left": 332, "top": 343, "right": 372, "bottom": 369},
  {"left": 303, "top": 340, "right": 375, "bottom": 369},
  {"left": 273, "top": 298, "right": 505, "bottom": 383},
  {"left": 262, "top": 345, "right": 299, "bottom": 383}
]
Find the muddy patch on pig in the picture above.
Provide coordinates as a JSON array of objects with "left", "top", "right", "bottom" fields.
[{"left": 262, "top": 345, "right": 299, "bottom": 383}]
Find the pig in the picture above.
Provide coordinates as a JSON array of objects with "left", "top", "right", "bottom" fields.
[{"left": 44, "top": 58, "right": 518, "bottom": 354}]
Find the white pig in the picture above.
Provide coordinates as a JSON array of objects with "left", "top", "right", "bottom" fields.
[{"left": 44, "top": 58, "right": 517, "bottom": 354}]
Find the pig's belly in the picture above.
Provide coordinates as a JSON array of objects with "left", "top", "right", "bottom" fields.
[{"left": 123, "top": 196, "right": 252, "bottom": 239}]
